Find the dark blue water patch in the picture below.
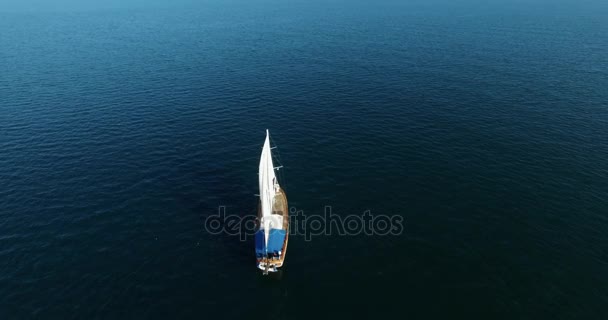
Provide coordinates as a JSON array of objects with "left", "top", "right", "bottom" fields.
[{"left": 1, "top": 0, "right": 607, "bottom": 319}]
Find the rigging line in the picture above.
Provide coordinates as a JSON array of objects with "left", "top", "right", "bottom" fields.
[
  {"left": 273, "top": 136, "right": 283, "bottom": 172},
  {"left": 274, "top": 152, "right": 287, "bottom": 191},
  {"left": 268, "top": 133, "right": 288, "bottom": 192}
]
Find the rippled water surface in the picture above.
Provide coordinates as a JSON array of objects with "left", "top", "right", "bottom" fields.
[{"left": 1, "top": 0, "right": 607, "bottom": 318}]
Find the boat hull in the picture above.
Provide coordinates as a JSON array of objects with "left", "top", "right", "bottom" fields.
[{"left": 256, "top": 187, "right": 288, "bottom": 271}]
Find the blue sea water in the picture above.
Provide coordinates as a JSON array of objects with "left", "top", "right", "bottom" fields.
[{"left": 1, "top": 0, "right": 607, "bottom": 318}]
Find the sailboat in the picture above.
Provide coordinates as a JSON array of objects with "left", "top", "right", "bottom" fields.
[{"left": 255, "top": 130, "right": 289, "bottom": 274}]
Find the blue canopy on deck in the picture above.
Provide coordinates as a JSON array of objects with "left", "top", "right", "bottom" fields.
[{"left": 255, "top": 229, "right": 286, "bottom": 257}]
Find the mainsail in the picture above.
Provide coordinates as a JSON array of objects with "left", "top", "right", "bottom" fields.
[{"left": 258, "top": 130, "right": 277, "bottom": 248}]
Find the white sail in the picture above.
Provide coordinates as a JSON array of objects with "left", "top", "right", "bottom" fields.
[{"left": 259, "top": 130, "right": 278, "bottom": 247}]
